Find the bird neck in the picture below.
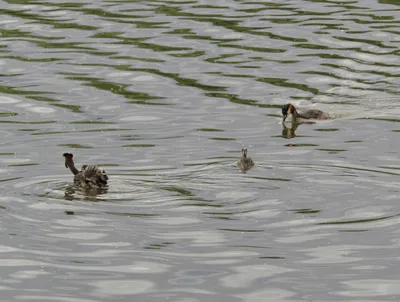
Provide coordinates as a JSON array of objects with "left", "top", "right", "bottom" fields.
[{"left": 67, "top": 161, "right": 80, "bottom": 175}]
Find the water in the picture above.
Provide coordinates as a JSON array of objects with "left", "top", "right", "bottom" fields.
[{"left": 0, "top": 0, "right": 399, "bottom": 300}]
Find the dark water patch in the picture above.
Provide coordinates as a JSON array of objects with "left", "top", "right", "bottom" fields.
[
  {"left": 314, "top": 128, "right": 340, "bottom": 132},
  {"left": 285, "top": 143, "right": 319, "bottom": 147},
  {"left": 289, "top": 208, "right": 321, "bottom": 215},
  {"left": 208, "top": 137, "right": 235, "bottom": 141},
  {"left": 316, "top": 148, "right": 347, "bottom": 154},
  {"left": 0, "top": 120, "right": 56, "bottom": 124},
  {"left": 220, "top": 43, "right": 286, "bottom": 53},
  {"left": 105, "top": 212, "right": 160, "bottom": 217},
  {"left": 0, "top": 177, "right": 23, "bottom": 182},
  {"left": 109, "top": 55, "right": 164, "bottom": 63},
  {"left": 317, "top": 214, "right": 399, "bottom": 225},
  {"left": 219, "top": 228, "right": 264, "bottom": 233},
  {"left": 31, "top": 131, "right": 70, "bottom": 135},
  {"left": 250, "top": 176, "right": 292, "bottom": 182},
  {"left": 197, "top": 128, "right": 224, "bottom": 132},
  {"left": 259, "top": 256, "right": 285, "bottom": 260},
  {"left": 160, "top": 186, "right": 194, "bottom": 196}
]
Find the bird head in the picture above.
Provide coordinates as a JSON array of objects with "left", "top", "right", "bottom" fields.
[
  {"left": 282, "top": 103, "right": 295, "bottom": 123},
  {"left": 63, "top": 153, "right": 74, "bottom": 168}
]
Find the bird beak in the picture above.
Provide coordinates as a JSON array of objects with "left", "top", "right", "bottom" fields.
[
  {"left": 65, "top": 162, "right": 68, "bottom": 168},
  {"left": 282, "top": 114, "right": 287, "bottom": 123}
]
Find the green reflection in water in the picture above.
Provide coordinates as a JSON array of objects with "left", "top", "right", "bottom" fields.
[
  {"left": 122, "top": 144, "right": 155, "bottom": 147},
  {"left": 51, "top": 103, "right": 82, "bottom": 113},
  {"left": 144, "top": 242, "right": 174, "bottom": 250},
  {"left": 0, "top": 112, "right": 17, "bottom": 117},
  {"left": 110, "top": 55, "right": 164, "bottom": 63},
  {"left": 0, "top": 85, "right": 50, "bottom": 96},
  {"left": 257, "top": 77, "right": 319, "bottom": 94},
  {"left": 58, "top": 144, "right": 92, "bottom": 148},
  {"left": 285, "top": 144, "right": 319, "bottom": 147},
  {"left": 70, "top": 121, "right": 115, "bottom": 124},
  {"left": 1, "top": 55, "right": 65, "bottom": 62},
  {"left": 81, "top": 128, "right": 131, "bottom": 133},
  {"left": 60, "top": 73, "right": 165, "bottom": 104},
  {"left": 333, "top": 35, "right": 396, "bottom": 49},
  {"left": 170, "top": 51, "right": 206, "bottom": 57},
  {"left": 8, "top": 163, "right": 39, "bottom": 167}
]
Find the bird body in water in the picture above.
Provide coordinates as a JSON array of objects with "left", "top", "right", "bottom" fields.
[
  {"left": 63, "top": 153, "right": 108, "bottom": 188},
  {"left": 237, "top": 148, "right": 254, "bottom": 171},
  {"left": 282, "top": 103, "right": 329, "bottom": 123}
]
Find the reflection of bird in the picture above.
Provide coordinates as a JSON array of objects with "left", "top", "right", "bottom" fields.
[
  {"left": 237, "top": 148, "right": 254, "bottom": 171},
  {"left": 282, "top": 123, "right": 299, "bottom": 139},
  {"left": 63, "top": 153, "right": 108, "bottom": 188},
  {"left": 282, "top": 103, "right": 329, "bottom": 123}
]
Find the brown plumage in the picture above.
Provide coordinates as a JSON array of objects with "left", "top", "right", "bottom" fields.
[
  {"left": 63, "top": 153, "right": 108, "bottom": 188},
  {"left": 237, "top": 148, "right": 254, "bottom": 171},
  {"left": 282, "top": 103, "right": 329, "bottom": 123}
]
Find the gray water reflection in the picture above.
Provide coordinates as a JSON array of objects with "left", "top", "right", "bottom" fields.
[{"left": 0, "top": 0, "right": 400, "bottom": 301}]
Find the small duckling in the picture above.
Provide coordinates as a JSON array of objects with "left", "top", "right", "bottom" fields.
[
  {"left": 282, "top": 103, "right": 329, "bottom": 123},
  {"left": 237, "top": 148, "right": 254, "bottom": 171}
]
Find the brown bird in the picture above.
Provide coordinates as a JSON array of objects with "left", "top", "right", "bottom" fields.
[
  {"left": 282, "top": 103, "right": 329, "bottom": 123},
  {"left": 63, "top": 153, "right": 108, "bottom": 188}
]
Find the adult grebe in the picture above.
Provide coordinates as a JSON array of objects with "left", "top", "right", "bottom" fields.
[{"left": 282, "top": 103, "right": 329, "bottom": 123}]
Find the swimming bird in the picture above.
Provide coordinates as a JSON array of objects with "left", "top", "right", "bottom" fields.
[
  {"left": 237, "top": 148, "right": 254, "bottom": 171},
  {"left": 63, "top": 153, "right": 108, "bottom": 188},
  {"left": 282, "top": 103, "right": 329, "bottom": 123}
]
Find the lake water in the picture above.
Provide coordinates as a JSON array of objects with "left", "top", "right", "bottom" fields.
[{"left": 0, "top": 0, "right": 399, "bottom": 301}]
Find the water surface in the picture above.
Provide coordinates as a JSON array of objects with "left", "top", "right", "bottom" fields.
[{"left": 0, "top": 0, "right": 400, "bottom": 301}]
